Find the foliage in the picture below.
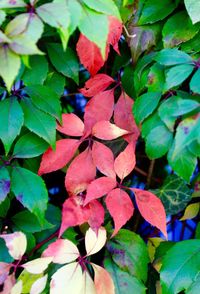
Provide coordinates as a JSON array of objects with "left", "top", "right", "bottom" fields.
[{"left": 0, "top": 0, "right": 199, "bottom": 293}]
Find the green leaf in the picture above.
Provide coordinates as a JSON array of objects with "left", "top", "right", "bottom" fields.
[
  {"left": 66, "top": 0, "right": 83, "bottom": 35},
  {"left": 190, "top": 68, "right": 200, "bottom": 94},
  {"left": 0, "top": 45, "right": 21, "bottom": 91},
  {"left": 162, "top": 11, "right": 200, "bottom": 48},
  {"left": 22, "top": 55, "right": 48, "bottom": 86},
  {"left": 186, "top": 274, "right": 200, "bottom": 294},
  {"left": 181, "top": 31, "right": 200, "bottom": 54},
  {"left": 26, "top": 85, "right": 61, "bottom": 121},
  {"left": 0, "top": 0, "right": 25, "bottom": 8},
  {"left": 44, "top": 72, "right": 65, "bottom": 96},
  {"left": 147, "top": 63, "right": 165, "bottom": 92},
  {"left": 0, "top": 167, "right": 10, "bottom": 203},
  {"left": 155, "top": 49, "right": 193, "bottom": 66},
  {"left": 121, "top": 65, "right": 135, "bottom": 98},
  {"left": 160, "top": 240, "right": 200, "bottom": 294},
  {"left": 11, "top": 167, "right": 48, "bottom": 225},
  {"left": 18, "top": 270, "right": 43, "bottom": 294},
  {"left": 107, "top": 229, "right": 149, "bottom": 282},
  {"left": 13, "top": 133, "right": 48, "bottom": 158},
  {"left": 133, "top": 92, "right": 161, "bottom": 124},
  {"left": 151, "top": 174, "right": 192, "bottom": 215},
  {"left": 164, "top": 64, "right": 194, "bottom": 90},
  {"left": 9, "top": 35, "right": 44, "bottom": 55},
  {"left": 184, "top": 0, "right": 200, "bottom": 24},
  {"left": 0, "top": 98, "right": 24, "bottom": 154},
  {"left": 78, "top": 5, "right": 109, "bottom": 58},
  {"left": 82, "top": 0, "right": 121, "bottom": 19},
  {"left": 21, "top": 98, "right": 56, "bottom": 148},
  {"left": 0, "top": 10, "right": 6, "bottom": 26},
  {"left": 188, "top": 140, "right": 200, "bottom": 157},
  {"left": 0, "top": 238, "right": 13, "bottom": 263},
  {"left": 0, "top": 197, "right": 10, "bottom": 218},
  {"left": 138, "top": 0, "right": 177, "bottom": 25},
  {"left": 47, "top": 43, "right": 79, "bottom": 84},
  {"left": 104, "top": 257, "right": 146, "bottom": 294}
]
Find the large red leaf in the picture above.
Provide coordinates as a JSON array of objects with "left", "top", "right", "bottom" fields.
[
  {"left": 92, "top": 141, "right": 116, "bottom": 178},
  {"left": 92, "top": 121, "right": 129, "bottom": 140},
  {"left": 76, "top": 34, "right": 104, "bottom": 76},
  {"left": 132, "top": 188, "right": 167, "bottom": 238},
  {"left": 38, "top": 139, "right": 79, "bottom": 176},
  {"left": 114, "top": 142, "right": 136, "bottom": 180},
  {"left": 65, "top": 148, "right": 96, "bottom": 195},
  {"left": 84, "top": 90, "right": 114, "bottom": 133},
  {"left": 57, "top": 113, "right": 84, "bottom": 137},
  {"left": 107, "top": 16, "right": 123, "bottom": 54},
  {"left": 92, "top": 263, "right": 115, "bottom": 294},
  {"left": 105, "top": 188, "right": 134, "bottom": 236},
  {"left": 88, "top": 200, "right": 105, "bottom": 231},
  {"left": 84, "top": 177, "right": 116, "bottom": 205},
  {"left": 80, "top": 74, "right": 115, "bottom": 97}
]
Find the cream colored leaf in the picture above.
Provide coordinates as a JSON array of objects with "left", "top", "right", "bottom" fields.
[
  {"left": 22, "top": 257, "right": 53, "bottom": 274},
  {"left": 85, "top": 227, "right": 106, "bottom": 256},
  {"left": 11, "top": 280, "right": 23, "bottom": 294},
  {"left": 30, "top": 274, "right": 48, "bottom": 294},
  {"left": 0, "top": 232, "right": 27, "bottom": 260},
  {"left": 82, "top": 271, "right": 96, "bottom": 294},
  {"left": 92, "top": 263, "right": 115, "bottom": 294}
]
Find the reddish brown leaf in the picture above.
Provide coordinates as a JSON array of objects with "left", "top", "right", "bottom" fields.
[
  {"left": 92, "top": 263, "right": 115, "bottom": 294},
  {"left": 84, "top": 177, "right": 116, "bottom": 206},
  {"left": 92, "top": 121, "right": 129, "bottom": 140},
  {"left": 107, "top": 16, "right": 123, "bottom": 54},
  {"left": 92, "top": 141, "right": 116, "bottom": 178},
  {"left": 114, "top": 142, "right": 136, "bottom": 180},
  {"left": 105, "top": 188, "right": 134, "bottom": 236},
  {"left": 38, "top": 139, "right": 79, "bottom": 176},
  {"left": 76, "top": 34, "right": 105, "bottom": 76},
  {"left": 57, "top": 113, "right": 85, "bottom": 137},
  {"left": 65, "top": 148, "right": 96, "bottom": 195},
  {"left": 84, "top": 90, "right": 114, "bottom": 133},
  {"left": 132, "top": 188, "right": 167, "bottom": 238},
  {"left": 80, "top": 74, "right": 115, "bottom": 97},
  {"left": 88, "top": 200, "right": 105, "bottom": 231}
]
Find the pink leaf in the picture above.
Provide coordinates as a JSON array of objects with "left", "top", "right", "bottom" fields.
[
  {"left": 107, "top": 16, "right": 123, "bottom": 54},
  {"left": 2, "top": 274, "right": 16, "bottom": 294},
  {"left": 92, "top": 121, "right": 129, "bottom": 140},
  {"left": 105, "top": 188, "right": 134, "bottom": 236},
  {"left": 57, "top": 113, "right": 85, "bottom": 137},
  {"left": 114, "top": 142, "right": 136, "bottom": 180},
  {"left": 0, "top": 263, "right": 11, "bottom": 285},
  {"left": 76, "top": 34, "right": 105, "bottom": 76},
  {"left": 85, "top": 227, "right": 107, "bottom": 256},
  {"left": 65, "top": 148, "right": 96, "bottom": 195},
  {"left": 92, "top": 142, "right": 116, "bottom": 178},
  {"left": 92, "top": 263, "right": 115, "bottom": 294},
  {"left": 38, "top": 139, "right": 79, "bottom": 176},
  {"left": 84, "top": 177, "right": 116, "bottom": 206},
  {"left": 88, "top": 200, "right": 105, "bottom": 231},
  {"left": 84, "top": 90, "right": 114, "bottom": 133},
  {"left": 132, "top": 188, "right": 167, "bottom": 238},
  {"left": 80, "top": 74, "right": 115, "bottom": 97}
]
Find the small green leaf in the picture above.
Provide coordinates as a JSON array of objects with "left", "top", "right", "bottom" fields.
[
  {"left": 147, "top": 63, "right": 165, "bottom": 92},
  {"left": 190, "top": 68, "right": 200, "bottom": 94},
  {"left": 11, "top": 167, "right": 48, "bottom": 225},
  {"left": 133, "top": 92, "right": 161, "bottom": 124},
  {"left": 0, "top": 98, "right": 24, "bottom": 154},
  {"left": 160, "top": 240, "right": 200, "bottom": 294},
  {"left": 164, "top": 64, "right": 194, "bottom": 90},
  {"left": 181, "top": 31, "right": 200, "bottom": 54},
  {"left": 82, "top": 0, "right": 121, "bottom": 19},
  {"left": 0, "top": 197, "right": 10, "bottom": 218},
  {"left": 0, "top": 0, "right": 25, "bottom": 8},
  {"left": 184, "top": 0, "right": 200, "bottom": 24},
  {"left": 155, "top": 48, "right": 193, "bottom": 66},
  {"left": 0, "top": 167, "right": 10, "bottom": 203},
  {"left": 44, "top": 72, "right": 65, "bottom": 96},
  {"left": 47, "top": 43, "right": 79, "bottom": 84},
  {"left": 66, "top": 0, "right": 83, "bottom": 35},
  {"left": 0, "top": 10, "right": 6, "bottom": 26},
  {"left": 151, "top": 174, "right": 192, "bottom": 215},
  {"left": 13, "top": 133, "right": 48, "bottom": 158}
]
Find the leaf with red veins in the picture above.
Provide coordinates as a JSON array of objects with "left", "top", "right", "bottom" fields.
[
  {"left": 84, "top": 177, "right": 116, "bottom": 206},
  {"left": 59, "top": 196, "right": 91, "bottom": 237},
  {"left": 76, "top": 34, "right": 105, "bottom": 76},
  {"left": 80, "top": 74, "right": 115, "bottom": 97},
  {"left": 0, "top": 262, "right": 11, "bottom": 285},
  {"left": 92, "top": 121, "right": 129, "bottom": 140},
  {"left": 65, "top": 148, "right": 96, "bottom": 196},
  {"left": 114, "top": 142, "right": 136, "bottom": 180},
  {"left": 57, "top": 113, "right": 85, "bottom": 137},
  {"left": 38, "top": 139, "right": 79, "bottom": 176},
  {"left": 42, "top": 239, "right": 79, "bottom": 264},
  {"left": 132, "top": 188, "right": 167, "bottom": 238},
  {"left": 114, "top": 92, "right": 140, "bottom": 143},
  {"left": 88, "top": 200, "right": 105, "bottom": 231},
  {"left": 92, "top": 263, "right": 115, "bottom": 294},
  {"left": 105, "top": 188, "right": 134, "bottom": 237},
  {"left": 107, "top": 16, "right": 122, "bottom": 54},
  {"left": 92, "top": 142, "right": 116, "bottom": 178},
  {"left": 84, "top": 90, "right": 114, "bottom": 133}
]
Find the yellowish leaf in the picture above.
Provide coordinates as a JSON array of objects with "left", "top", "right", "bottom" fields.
[
  {"left": 0, "top": 232, "right": 27, "bottom": 260},
  {"left": 85, "top": 227, "right": 106, "bottom": 256},
  {"left": 147, "top": 238, "right": 164, "bottom": 262},
  {"left": 22, "top": 257, "right": 52, "bottom": 274},
  {"left": 180, "top": 203, "right": 200, "bottom": 221}
]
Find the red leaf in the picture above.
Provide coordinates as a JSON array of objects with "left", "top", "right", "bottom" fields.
[
  {"left": 65, "top": 148, "right": 96, "bottom": 195},
  {"left": 84, "top": 177, "right": 116, "bottom": 206},
  {"left": 38, "top": 139, "right": 79, "bottom": 176},
  {"left": 114, "top": 142, "right": 136, "bottom": 180},
  {"left": 88, "top": 200, "right": 105, "bottom": 231},
  {"left": 114, "top": 92, "right": 140, "bottom": 143},
  {"left": 105, "top": 188, "right": 134, "bottom": 236},
  {"left": 59, "top": 196, "right": 91, "bottom": 237},
  {"left": 76, "top": 34, "right": 105, "bottom": 76},
  {"left": 92, "top": 263, "right": 115, "bottom": 294},
  {"left": 80, "top": 74, "right": 115, "bottom": 97},
  {"left": 84, "top": 90, "right": 114, "bottom": 133},
  {"left": 132, "top": 188, "right": 167, "bottom": 238},
  {"left": 57, "top": 113, "right": 84, "bottom": 137},
  {"left": 92, "top": 141, "right": 116, "bottom": 178},
  {"left": 107, "top": 16, "right": 123, "bottom": 54},
  {"left": 92, "top": 121, "right": 129, "bottom": 140}
]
